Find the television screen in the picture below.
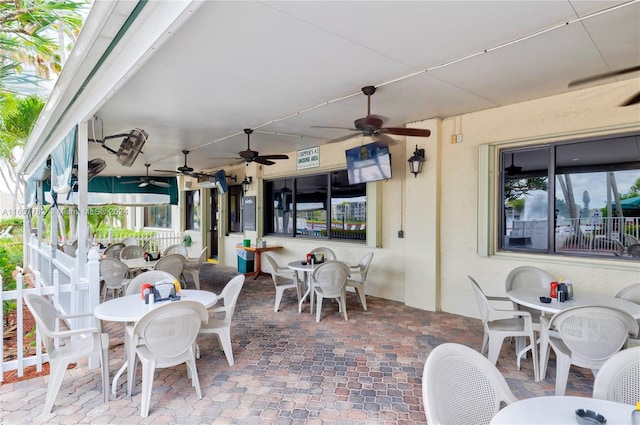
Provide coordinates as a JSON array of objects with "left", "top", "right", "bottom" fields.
[
  {"left": 214, "top": 170, "right": 228, "bottom": 193},
  {"left": 345, "top": 142, "right": 392, "bottom": 184}
]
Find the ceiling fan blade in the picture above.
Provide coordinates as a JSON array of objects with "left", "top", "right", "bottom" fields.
[
  {"left": 381, "top": 127, "right": 431, "bottom": 137},
  {"left": 254, "top": 157, "right": 276, "bottom": 166},
  {"left": 568, "top": 65, "right": 640, "bottom": 87},
  {"left": 138, "top": 182, "right": 149, "bottom": 188},
  {"left": 150, "top": 180, "right": 171, "bottom": 188},
  {"left": 154, "top": 169, "right": 179, "bottom": 174},
  {"left": 258, "top": 154, "right": 289, "bottom": 160},
  {"left": 620, "top": 91, "right": 640, "bottom": 106},
  {"left": 120, "top": 180, "right": 142, "bottom": 185}
]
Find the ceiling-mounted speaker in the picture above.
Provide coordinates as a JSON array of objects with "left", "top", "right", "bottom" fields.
[{"left": 116, "top": 128, "right": 148, "bottom": 167}]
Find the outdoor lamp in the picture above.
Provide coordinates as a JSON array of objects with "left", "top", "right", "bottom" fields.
[
  {"left": 408, "top": 145, "right": 425, "bottom": 177},
  {"left": 242, "top": 176, "right": 252, "bottom": 194}
]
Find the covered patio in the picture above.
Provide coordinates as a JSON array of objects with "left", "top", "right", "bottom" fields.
[{"left": 0, "top": 264, "right": 592, "bottom": 424}]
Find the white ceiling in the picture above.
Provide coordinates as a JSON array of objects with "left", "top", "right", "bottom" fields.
[{"left": 87, "top": 0, "right": 640, "bottom": 177}]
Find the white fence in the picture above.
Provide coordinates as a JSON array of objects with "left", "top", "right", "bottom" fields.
[
  {"left": 92, "top": 229, "right": 182, "bottom": 253},
  {"left": 1, "top": 243, "right": 101, "bottom": 382}
]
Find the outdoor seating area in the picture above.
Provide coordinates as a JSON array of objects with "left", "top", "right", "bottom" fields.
[{"left": 2, "top": 263, "right": 618, "bottom": 424}]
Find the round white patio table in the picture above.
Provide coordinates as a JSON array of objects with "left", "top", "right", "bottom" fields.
[
  {"left": 491, "top": 395, "right": 633, "bottom": 424},
  {"left": 288, "top": 260, "right": 321, "bottom": 314},
  {"left": 94, "top": 290, "right": 217, "bottom": 396},
  {"left": 508, "top": 287, "right": 640, "bottom": 319},
  {"left": 121, "top": 257, "right": 158, "bottom": 271}
]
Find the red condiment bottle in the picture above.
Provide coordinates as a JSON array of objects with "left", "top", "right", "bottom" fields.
[{"left": 550, "top": 281, "right": 558, "bottom": 298}]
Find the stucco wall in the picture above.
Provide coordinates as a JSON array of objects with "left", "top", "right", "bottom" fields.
[{"left": 217, "top": 78, "right": 640, "bottom": 320}]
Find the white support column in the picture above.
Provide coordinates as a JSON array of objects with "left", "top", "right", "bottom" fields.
[{"left": 77, "top": 123, "right": 89, "bottom": 275}]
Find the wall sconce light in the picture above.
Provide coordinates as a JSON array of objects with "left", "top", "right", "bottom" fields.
[
  {"left": 242, "top": 175, "right": 252, "bottom": 194},
  {"left": 407, "top": 144, "right": 425, "bottom": 178}
]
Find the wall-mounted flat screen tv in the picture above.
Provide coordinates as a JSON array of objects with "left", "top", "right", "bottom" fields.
[{"left": 345, "top": 142, "right": 392, "bottom": 185}]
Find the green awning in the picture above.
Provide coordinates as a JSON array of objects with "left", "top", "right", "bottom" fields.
[{"left": 43, "top": 176, "right": 178, "bottom": 205}]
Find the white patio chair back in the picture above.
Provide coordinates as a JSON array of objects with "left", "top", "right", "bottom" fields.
[
  {"left": 312, "top": 261, "right": 350, "bottom": 322},
  {"left": 469, "top": 276, "right": 539, "bottom": 381},
  {"left": 182, "top": 246, "right": 208, "bottom": 290},
  {"left": 126, "top": 270, "right": 176, "bottom": 295},
  {"left": 540, "top": 305, "right": 639, "bottom": 395},
  {"left": 592, "top": 346, "right": 640, "bottom": 405},
  {"left": 122, "top": 237, "right": 139, "bottom": 246},
  {"left": 120, "top": 245, "right": 145, "bottom": 259},
  {"left": 198, "top": 275, "right": 245, "bottom": 365},
  {"left": 310, "top": 246, "right": 336, "bottom": 261},
  {"left": 347, "top": 252, "right": 373, "bottom": 310},
  {"left": 103, "top": 242, "right": 125, "bottom": 259},
  {"left": 616, "top": 283, "right": 640, "bottom": 304},
  {"left": 154, "top": 253, "right": 186, "bottom": 281},
  {"left": 422, "top": 343, "right": 518, "bottom": 425},
  {"left": 163, "top": 243, "right": 188, "bottom": 257},
  {"left": 264, "top": 253, "right": 299, "bottom": 312},
  {"left": 99, "top": 258, "right": 130, "bottom": 301},
  {"left": 132, "top": 300, "right": 208, "bottom": 417},
  {"left": 24, "top": 294, "right": 110, "bottom": 415}
]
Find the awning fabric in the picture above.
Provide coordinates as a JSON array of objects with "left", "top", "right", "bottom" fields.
[
  {"left": 43, "top": 176, "right": 178, "bottom": 205},
  {"left": 50, "top": 126, "right": 76, "bottom": 194}
]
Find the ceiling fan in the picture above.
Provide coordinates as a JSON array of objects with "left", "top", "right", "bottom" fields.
[
  {"left": 155, "top": 150, "right": 200, "bottom": 176},
  {"left": 505, "top": 153, "right": 522, "bottom": 176},
  {"left": 314, "top": 86, "right": 432, "bottom": 145},
  {"left": 568, "top": 65, "right": 640, "bottom": 106},
  {"left": 238, "top": 128, "right": 289, "bottom": 165},
  {"left": 122, "top": 164, "right": 171, "bottom": 188}
]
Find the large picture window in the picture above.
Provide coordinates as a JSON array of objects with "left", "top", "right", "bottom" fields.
[
  {"left": 144, "top": 205, "right": 172, "bottom": 229},
  {"left": 500, "top": 133, "right": 640, "bottom": 259},
  {"left": 264, "top": 170, "right": 366, "bottom": 241}
]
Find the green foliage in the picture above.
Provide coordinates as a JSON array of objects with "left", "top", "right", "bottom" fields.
[{"left": 504, "top": 177, "right": 548, "bottom": 202}]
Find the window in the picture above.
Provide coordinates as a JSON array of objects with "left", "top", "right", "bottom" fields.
[
  {"left": 499, "top": 133, "right": 640, "bottom": 259},
  {"left": 228, "top": 185, "right": 243, "bottom": 233},
  {"left": 185, "top": 190, "right": 200, "bottom": 230},
  {"left": 264, "top": 170, "right": 366, "bottom": 241},
  {"left": 144, "top": 205, "right": 172, "bottom": 229}
]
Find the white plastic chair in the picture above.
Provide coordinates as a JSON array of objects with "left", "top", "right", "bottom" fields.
[
  {"left": 539, "top": 305, "right": 639, "bottom": 396},
  {"left": 592, "top": 346, "right": 640, "bottom": 405},
  {"left": 312, "top": 261, "right": 350, "bottom": 322},
  {"left": 264, "top": 253, "right": 300, "bottom": 312},
  {"left": 163, "top": 243, "right": 188, "bottom": 257},
  {"left": 154, "top": 253, "right": 187, "bottom": 286},
  {"left": 103, "top": 242, "right": 125, "bottom": 259},
  {"left": 505, "top": 266, "right": 554, "bottom": 369},
  {"left": 311, "top": 247, "right": 336, "bottom": 261},
  {"left": 346, "top": 252, "right": 373, "bottom": 310},
  {"left": 616, "top": 283, "right": 640, "bottom": 346},
  {"left": 182, "top": 247, "right": 208, "bottom": 290},
  {"left": 469, "top": 276, "right": 539, "bottom": 381},
  {"left": 24, "top": 294, "right": 110, "bottom": 415},
  {"left": 120, "top": 245, "right": 145, "bottom": 259},
  {"left": 422, "top": 343, "right": 518, "bottom": 425},
  {"left": 99, "top": 258, "right": 131, "bottom": 301},
  {"left": 131, "top": 300, "right": 208, "bottom": 417},
  {"left": 121, "top": 237, "right": 139, "bottom": 246},
  {"left": 197, "top": 275, "right": 245, "bottom": 365}
]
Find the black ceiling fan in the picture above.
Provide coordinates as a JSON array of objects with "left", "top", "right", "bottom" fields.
[
  {"left": 154, "top": 150, "right": 199, "bottom": 176},
  {"left": 505, "top": 153, "right": 522, "bottom": 176},
  {"left": 568, "top": 65, "right": 640, "bottom": 106},
  {"left": 238, "top": 128, "right": 289, "bottom": 166},
  {"left": 314, "top": 86, "right": 432, "bottom": 145},
  {"left": 122, "top": 164, "right": 171, "bottom": 188}
]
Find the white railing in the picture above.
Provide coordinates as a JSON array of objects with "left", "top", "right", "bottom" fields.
[
  {"left": 555, "top": 216, "right": 640, "bottom": 255},
  {"left": 2, "top": 245, "right": 101, "bottom": 382},
  {"left": 92, "top": 229, "right": 182, "bottom": 253}
]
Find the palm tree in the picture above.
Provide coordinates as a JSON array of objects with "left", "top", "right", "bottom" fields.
[
  {"left": 0, "top": 0, "right": 87, "bottom": 92},
  {"left": 0, "top": 93, "right": 45, "bottom": 207}
]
